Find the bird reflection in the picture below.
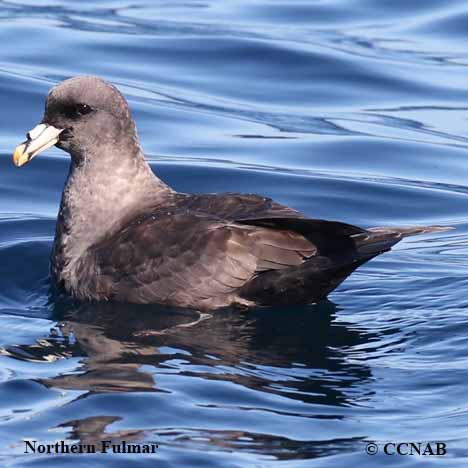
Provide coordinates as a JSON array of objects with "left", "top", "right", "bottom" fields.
[
  {"left": 58, "top": 415, "right": 146, "bottom": 446},
  {"left": 4, "top": 299, "right": 377, "bottom": 458},
  {"left": 6, "top": 299, "right": 375, "bottom": 402}
]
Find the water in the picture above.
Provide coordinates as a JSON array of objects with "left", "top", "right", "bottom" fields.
[{"left": 0, "top": 0, "right": 467, "bottom": 466}]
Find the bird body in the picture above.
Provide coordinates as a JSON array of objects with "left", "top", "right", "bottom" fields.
[{"left": 13, "top": 76, "right": 450, "bottom": 311}]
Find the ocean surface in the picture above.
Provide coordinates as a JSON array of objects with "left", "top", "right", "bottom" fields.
[{"left": 0, "top": 0, "right": 468, "bottom": 466}]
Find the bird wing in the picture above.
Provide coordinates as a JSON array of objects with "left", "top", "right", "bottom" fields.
[
  {"left": 83, "top": 193, "right": 420, "bottom": 310},
  {"left": 178, "top": 192, "right": 305, "bottom": 221},
  {"left": 81, "top": 204, "right": 321, "bottom": 309},
  {"left": 87, "top": 212, "right": 256, "bottom": 307}
]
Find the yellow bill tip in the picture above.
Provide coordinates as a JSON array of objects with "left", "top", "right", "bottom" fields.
[
  {"left": 12, "top": 123, "right": 63, "bottom": 168},
  {"left": 13, "top": 143, "right": 30, "bottom": 167}
]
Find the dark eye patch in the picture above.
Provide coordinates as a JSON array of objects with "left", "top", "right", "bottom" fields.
[
  {"left": 76, "top": 103, "right": 93, "bottom": 116},
  {"left": 61, "top": 103, "right": 94, "bottom": 119}
]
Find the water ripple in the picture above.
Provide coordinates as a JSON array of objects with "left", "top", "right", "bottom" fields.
[{"left": 1, "top": 0, "right": 468, "bottom": 466}]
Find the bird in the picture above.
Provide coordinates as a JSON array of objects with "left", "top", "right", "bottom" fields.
[{"left": 13, "top": 76, "right": 450, "bottom": 311}]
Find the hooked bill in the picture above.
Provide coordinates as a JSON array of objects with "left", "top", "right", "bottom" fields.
[{"left": 13, "top": 123, "right": 63, "bottom": 167}]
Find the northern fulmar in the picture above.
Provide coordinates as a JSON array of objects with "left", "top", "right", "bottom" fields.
[{"left": 13, "top": 76, "right": 450, "bottom": 311}]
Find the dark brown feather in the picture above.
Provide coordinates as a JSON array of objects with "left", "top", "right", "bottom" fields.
[{"left": 70, "top": 192, "right": 450, "bottom": 310}]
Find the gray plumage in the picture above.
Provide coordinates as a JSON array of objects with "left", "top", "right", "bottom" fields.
[{"left": 18, "top": 76, "right": 450, "bottom": 311}]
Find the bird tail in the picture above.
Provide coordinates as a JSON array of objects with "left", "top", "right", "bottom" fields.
[
  {"left": 240, "top": 224, "right": 452, "bottom": 306},
  {"left": 367, "top": 225, "right": 453, "bottom": 237},
  {"left": 352, "top": 225, "right": 453, "bottom": 258}
]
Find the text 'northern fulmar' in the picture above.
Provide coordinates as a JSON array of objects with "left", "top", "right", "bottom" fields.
[{"left": 13, "top": 76, "right": 450, "bottom": 311}]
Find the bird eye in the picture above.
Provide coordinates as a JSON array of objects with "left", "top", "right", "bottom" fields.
[{"left": 75, "top": 103, "right": 93, "bottom": 116}]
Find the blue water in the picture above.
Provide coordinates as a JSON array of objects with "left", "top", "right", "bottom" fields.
[{"left": 0, "top": 0, "right": 468, "bottom": 466}]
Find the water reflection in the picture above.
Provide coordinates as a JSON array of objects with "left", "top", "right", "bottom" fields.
[
  {"left": 59, "top": 415, "right": 148, "bottom": 447},
  {"left": 5, "top": 299, "right": 375, "bottom": 402},
  {"left": 3, "top": 299, "right": 379, "bottom": 458}
]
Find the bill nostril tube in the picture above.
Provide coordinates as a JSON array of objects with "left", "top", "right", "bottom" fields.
[{"left": 27, "top": 123, "right": 47, "bottom": 140}]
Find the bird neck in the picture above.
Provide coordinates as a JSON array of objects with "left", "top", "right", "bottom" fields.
[{"left": 51, "top": 148, "right": 173, "bottom": 279}]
